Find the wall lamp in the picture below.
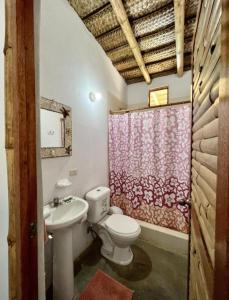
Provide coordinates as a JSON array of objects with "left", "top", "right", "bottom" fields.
[{"left": 89, "top": 92, "right": 102, "bottom": 102}]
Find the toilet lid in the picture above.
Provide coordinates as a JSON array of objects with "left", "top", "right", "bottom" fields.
[{"left": 105, "top": 214, "right": 139, "bottom": 235}]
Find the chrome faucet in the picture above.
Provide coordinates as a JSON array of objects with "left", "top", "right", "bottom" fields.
[{"left": 53, "top": 197, "right": 61, "bottom": 207}]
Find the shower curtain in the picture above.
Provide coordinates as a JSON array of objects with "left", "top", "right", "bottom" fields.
[{"left": 108, "top": 103, "right": 191, "bottom": 233}]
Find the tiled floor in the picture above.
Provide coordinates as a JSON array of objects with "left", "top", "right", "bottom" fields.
[{"left": 74, "top": 238, "right": 188, "bottom": 300}]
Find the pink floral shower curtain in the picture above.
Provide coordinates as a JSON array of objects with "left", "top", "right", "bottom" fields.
[{"left": 109, "top": 104, "right": 191, "bottom": 233}]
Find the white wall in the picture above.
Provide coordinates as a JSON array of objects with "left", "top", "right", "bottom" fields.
[
  {"left": 40, "top": 0, "right": 126, "bottom": 205},
  {"left": 0, "top": 1, "right": 9, "bottom": 299},
  {"left": 40, "top": 0, "right": 127, "bottom": 288},
  {"left": 127, "top": 71, "right": 191, "bottom": 108}
]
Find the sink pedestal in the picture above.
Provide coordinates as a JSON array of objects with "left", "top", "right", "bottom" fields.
[
  {"left": 44, "top": 197, "right": 88, "bottom": 300},
  {"left": 53, "top": 227, "right": 74, "bottom": 300}
]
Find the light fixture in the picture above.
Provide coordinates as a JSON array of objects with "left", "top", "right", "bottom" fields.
[
  {"left": 89, "top": 92, "right": 102, "bottom": 102},
  {"left": 48, "top": 233, "right": 53, "bottom": 240}
]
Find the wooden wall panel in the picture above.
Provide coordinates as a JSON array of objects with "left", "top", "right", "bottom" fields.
[
  {"left": 190, "top": 210, "right": 214, "bottom": 300},
  {"left": 189, "top": 0, "right": 221, "bottom": 299}
]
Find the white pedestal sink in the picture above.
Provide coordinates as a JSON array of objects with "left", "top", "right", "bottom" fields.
[{"left": 44, "top": 196, "right": 88, "bottom": 300}]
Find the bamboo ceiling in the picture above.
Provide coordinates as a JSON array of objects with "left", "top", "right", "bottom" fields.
[{"left": 68, "top": 0, "right": 199, "bottom": 84}]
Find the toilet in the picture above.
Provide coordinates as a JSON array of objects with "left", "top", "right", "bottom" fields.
[{"left": 85, "top": 186, "right": 141, "bottom": 266}]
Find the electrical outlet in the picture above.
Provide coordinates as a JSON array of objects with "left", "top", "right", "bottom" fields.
[{"left": 69, "top": 169, "right": 78, "bottom": 176}]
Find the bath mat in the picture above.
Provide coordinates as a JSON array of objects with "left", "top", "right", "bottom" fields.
[{"left": 79, "top": 269, "right": 133, "bottom": 300}]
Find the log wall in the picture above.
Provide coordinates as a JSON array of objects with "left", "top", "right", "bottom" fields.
[{"left": 189, "top": 0, "right": 221, "bottom": 299}]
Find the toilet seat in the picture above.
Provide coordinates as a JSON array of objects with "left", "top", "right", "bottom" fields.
[{"left": 105, "top": 214, "right": 140, "bottom": 237}]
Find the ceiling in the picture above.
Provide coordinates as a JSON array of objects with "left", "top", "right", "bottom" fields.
[{"left": 68, "top": 0, "right": 199, "bottom": 84}]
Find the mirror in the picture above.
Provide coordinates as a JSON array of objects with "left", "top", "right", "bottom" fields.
[
  {"left": 40, "top": 109, "right": 65, "bottom": 148},
  {"left": 40, "top": 97, "right": 72, "bottom": 158}
]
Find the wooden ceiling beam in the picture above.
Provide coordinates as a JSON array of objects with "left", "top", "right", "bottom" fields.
[
  {"left": 174, "top": 0, "right": 185, "bottom": 76},
  {"left": 109, "top": 0, "right": 151, "bottom": 84}
]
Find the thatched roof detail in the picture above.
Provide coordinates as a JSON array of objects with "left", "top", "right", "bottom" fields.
[
  {"left": 114, "top": 37, "right": 192, "bottom": 72},
  {"left": 138, "top": 17, "right": 195, "bottom": 51},
  {"left": 125, "top": 0, "right": 172, "bottom": 19},
  {"left": 68, "top": 0, "right": 199, "bottom": 83},
  {"left": 120, "top": 54, "right": 191, "bottom": 79}
]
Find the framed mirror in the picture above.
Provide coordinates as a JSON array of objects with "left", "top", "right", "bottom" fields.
[{"left": 40, "top": 97, "right": 72, "bottom": 158}]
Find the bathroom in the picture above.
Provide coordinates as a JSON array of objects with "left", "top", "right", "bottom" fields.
[{"left": 0, "top": 0, "right": 228, "bottom": 300}]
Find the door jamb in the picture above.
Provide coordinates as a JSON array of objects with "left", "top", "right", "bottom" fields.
[
  {"left": 214, "top": 0, "right": 229, "bottom": 298},
  {"left": 4, "top": 1, "right": 38, "bottom": 299}
]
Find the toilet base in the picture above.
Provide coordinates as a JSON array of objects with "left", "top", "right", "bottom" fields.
[{"left": 101, "top": 245, "right": 133, "bottom": 266}]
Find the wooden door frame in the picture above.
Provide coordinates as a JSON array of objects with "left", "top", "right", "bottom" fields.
[
  {"left": 214, "top": 0, "right": 229, "bottom": 298},
  {"left": 4, "top": 1, "right": 38, "bottom": 299}
]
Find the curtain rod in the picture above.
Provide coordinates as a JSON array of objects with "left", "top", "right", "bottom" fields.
[{"left": 110, "top": 100, "right": 191, "bottom": 115}]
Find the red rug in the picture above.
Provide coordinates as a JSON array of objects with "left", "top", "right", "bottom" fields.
[{"left": 79, "top": 270, "right": 133, "bottom": 300}]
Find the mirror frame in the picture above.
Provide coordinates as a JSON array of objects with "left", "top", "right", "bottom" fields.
[{"left": 40, "top": 97, "right": 72, "bottom": 158}]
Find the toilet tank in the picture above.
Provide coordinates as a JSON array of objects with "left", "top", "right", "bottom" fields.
[{"left": 85, "top": 187, "right": 110, "bottom": 223}]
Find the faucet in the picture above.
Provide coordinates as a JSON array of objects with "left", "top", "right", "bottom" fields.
[{"left": 53, "top": 197, "right": 61, "bottom": 207}]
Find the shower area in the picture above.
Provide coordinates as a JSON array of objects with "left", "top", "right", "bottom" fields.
[{"left": 109, "top": 103, "right": 192, "bottom": 236}]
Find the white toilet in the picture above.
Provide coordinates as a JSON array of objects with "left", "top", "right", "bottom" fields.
[{"left": 86, "top": 186, "right": 141, "bottom": 266}]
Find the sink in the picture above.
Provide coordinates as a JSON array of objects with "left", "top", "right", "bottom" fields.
[
  {"left": 44, "top": 196, "right": 89, "bottom": 300},
  {"left": 45, "top": 197, "right": 88, "bottom": 231}
]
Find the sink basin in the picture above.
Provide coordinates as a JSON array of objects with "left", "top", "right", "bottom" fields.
[{"left": 45, "top": 196, "right": 88, "bottom": 231}]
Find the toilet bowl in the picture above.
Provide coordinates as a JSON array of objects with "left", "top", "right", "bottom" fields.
[
  {"left": 97, "top": 214, "right": 141, "bottom": 265},
  {"left": 85, "top": 186, "right": 141, "bottom": 265}
]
